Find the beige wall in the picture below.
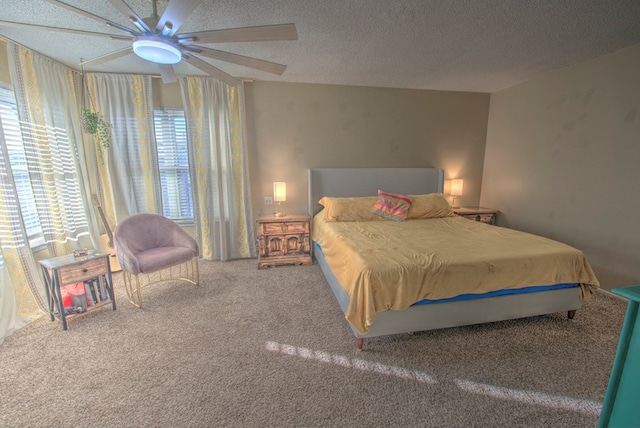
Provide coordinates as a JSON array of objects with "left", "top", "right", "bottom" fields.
[
  {"left": 482, "top": 43, "right": 640, "bottom": 291},
  {"left": 0, "top": 39, "right": 10, "bottom": 85},
  {"left": 246, "top": 81, "right": 490, "bottom": 216},
  {"left": 152, "top": 78, "right": 182, "bottom": 109}
]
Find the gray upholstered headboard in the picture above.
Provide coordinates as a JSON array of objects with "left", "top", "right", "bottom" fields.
[{"left": 308, "top": 168, "right": 445, "bottom": 216}]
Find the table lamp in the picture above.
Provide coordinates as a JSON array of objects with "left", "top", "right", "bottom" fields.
[
  {"left": 450, "top": 179, "right": 463, "bottom": 209},
  {"left": 273, "top": 182, "right": 287, "bottom": 217}
]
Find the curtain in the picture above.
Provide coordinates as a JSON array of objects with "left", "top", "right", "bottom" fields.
[
  {"left": 8, "top": 43, "right": 98, "bottom": 256},
  {"left": 84, "top": 73, "right": 157, "bottom": 225},
  {"left": 0, "top": 117, "right": 43, "bottom": 343},
  {"left": 0, "top": 41, "right": 102, "bottom": 341},
  {"left": 179, "top": 77, "right": 255, "bottom": 260}
]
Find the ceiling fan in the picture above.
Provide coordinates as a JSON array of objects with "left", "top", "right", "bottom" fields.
[{"left": 0, "top": 0, "right": 298, "bottom": 85}]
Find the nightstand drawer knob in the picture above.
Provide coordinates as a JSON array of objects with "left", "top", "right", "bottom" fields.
[{"left": 82, "top": 268, "right": 88, "bottom": 273}]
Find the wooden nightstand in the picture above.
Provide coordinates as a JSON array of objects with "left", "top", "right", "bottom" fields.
[
  {"left": 453, "top": 207, "right": 498, "bottom": 225},
  {"left": 257, "top": 213, "right": 313, "bottom": 269},
  {"left": 39, "top": 252, "right": 116, "bottom": 330}
]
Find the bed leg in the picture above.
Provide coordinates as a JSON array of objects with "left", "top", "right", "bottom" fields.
[
  {"left": 568, "top": 309, "right": 577, "bottom": 319},
  {"left": 356, "top": 338, "right": 364, "bottom": 351}
]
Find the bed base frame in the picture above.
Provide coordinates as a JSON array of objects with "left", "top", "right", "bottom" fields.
[
  {"left": 315, "top": 243, "right": 580, "bottom": 350},
  {"left": 308, "top": 168, "right": 583, "bottom": 350}
]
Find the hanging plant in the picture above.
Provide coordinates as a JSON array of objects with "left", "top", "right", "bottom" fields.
[
  {"left": 81, "top": 108, "right": 111, "bottom": 164},
  {"left": 81, "top": 108, "right": 111, "bottom": 146},
  {"left": 80, "top": 65, "right": 112, "bottom": 164}
]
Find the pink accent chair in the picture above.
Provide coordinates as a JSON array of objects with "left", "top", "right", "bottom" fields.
[{"left": 113, "top": 213, "right": 199, "bottom": 308}]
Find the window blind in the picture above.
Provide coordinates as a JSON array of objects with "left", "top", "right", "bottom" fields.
[
  {"left": 153, "top": 109, "right": 193, "bottom": 221},
  {"left": 0, "top": 87, "right": 43, "bottom": 243}
]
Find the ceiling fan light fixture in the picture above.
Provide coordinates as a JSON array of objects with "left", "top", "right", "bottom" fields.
[{"left": 132, "top": 39, "right": 182, "bottom": 64}]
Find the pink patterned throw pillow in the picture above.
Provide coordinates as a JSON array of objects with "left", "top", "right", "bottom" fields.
[{"left": 371, "top": 190, "right": 412, "bottom": 221}]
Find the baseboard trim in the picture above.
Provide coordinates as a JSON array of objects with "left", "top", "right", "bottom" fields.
[{"left": 596, "top": 288, "right": 628, "bottom": 301}]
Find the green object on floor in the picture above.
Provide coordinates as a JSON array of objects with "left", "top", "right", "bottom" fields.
[{"left": 598, "top": 285, "right": 640, "bottom": 428}]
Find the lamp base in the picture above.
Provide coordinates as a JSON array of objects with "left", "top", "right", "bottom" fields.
[
  {"left": 451, "top": 205, "right": 460, "bottom": 209},
  {"left": 275, "top": 211, "right": 286, "bottom": 218}
]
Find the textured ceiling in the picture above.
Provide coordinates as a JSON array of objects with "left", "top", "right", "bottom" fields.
[{"left": 1, "top": 0, "right": 639, "bottom": 92}]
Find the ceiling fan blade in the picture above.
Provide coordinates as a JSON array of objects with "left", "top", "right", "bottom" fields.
[
  {"left": 80, "top": 47, "right": 133, "bottom": 67},
  {"left": 178, "top": 23, "right": 298, "bottom": 44},
  {"left": 0, "top": 20, "right": 129, "bottom": 40},
  {"left": 195, "top": 46, "right": 286, "bottom": 75},
  {"left": 158, "top": 64, "right": 177, "bottom": 84},
  {"left": 183, "top": 55, "right": 240, "bottom": 86},
  {"left": 107, "top": 0, "right": 151, "bottom": 33},
  {"left": 44, "top": 0, "right": 137, "bottom": 36},
  {"left": 155, "top": 0, "right": 202, "bottom": 36}
]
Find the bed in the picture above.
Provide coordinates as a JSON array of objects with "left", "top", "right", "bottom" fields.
[{"left": 308, "top": 167, "right": 600, "bottom": 350}]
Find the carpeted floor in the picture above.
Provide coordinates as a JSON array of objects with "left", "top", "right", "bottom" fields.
[{"left": 0, "top": 259, "right": 627, "bottom": 427}]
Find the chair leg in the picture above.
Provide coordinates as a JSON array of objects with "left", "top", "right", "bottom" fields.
[
  {"left": 123, "top": 270, "right": 143, "bottom": 308},
  {"left": 195, "top": 257, "right": 200, "bottom": 285},
  {"left": 121, "top": 257, "right": 199, "bottom": 308},
  {"left": 174, "top": 256, "right": 199, "bottom": 286},
  {"left": 190, "top": 257, "right": 200, "bottom": 286}
]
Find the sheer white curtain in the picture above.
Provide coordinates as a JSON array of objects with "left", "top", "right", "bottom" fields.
[
  {"left": 0, "top": 255, "right": 22, "bottom": 344},
  {"left": 85, "top": 73, "right": 157, "bottom": 224},
  {"left": 0, "top": 119, "right": 38, "bottom": 343},
  {"left": 179, "top": 77, "right": 255, "bottom": 260},
  {"left": 9, "top": 44, "right": 97, "bottom": 255},
  {"left": 0, "top": 41, "right": 101, "bottom": 341}
]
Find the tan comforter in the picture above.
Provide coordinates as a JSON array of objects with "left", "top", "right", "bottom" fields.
[{"left": 312, "top": 215, "right": 600, "bottom": 335}]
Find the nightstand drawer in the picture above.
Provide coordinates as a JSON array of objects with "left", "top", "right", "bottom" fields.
[
  {"left": 59, "top": 258, "right": 107, "bottom": 284},
  {"left": 261, "top": 221, "right": 308, "bottom": 235},
  {"left": 477, "top": 214, "right": 495, "bottom": 224}
]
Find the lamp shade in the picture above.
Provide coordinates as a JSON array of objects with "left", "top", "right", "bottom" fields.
[
  {"left": 273, "top": 182, "right": 287, "bottom": 202},
  {"left": 450, "top": 179, "right": 464, "bottom": 196}
]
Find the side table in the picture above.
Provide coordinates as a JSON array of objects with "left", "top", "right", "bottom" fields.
[
  {"left": 39, "top": 252, "right": 116, "bottom": 330},
  {"left": 453, "top": 207, "right": 498, "bottom": 225},
  {"left": 257, "top": 213, "right": 313, "bottom": 269}
]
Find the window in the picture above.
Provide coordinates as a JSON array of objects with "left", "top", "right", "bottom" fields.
[
  {"left": 0, "top": 87, "right": 44, "bottom": 246},
  {"left": 154, "top": 109, "right": 193, "bottom": 222}
]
